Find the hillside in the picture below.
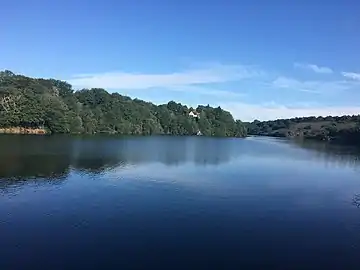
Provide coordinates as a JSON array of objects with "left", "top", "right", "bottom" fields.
[
  {"left": 0, "top": 70, "right": 247, "bottom": 137},
  {"left": 246, "top": 115, "right": 360, "bottom": 145}
]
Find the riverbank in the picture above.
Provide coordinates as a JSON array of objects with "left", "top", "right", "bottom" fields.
[{"left": 0, "top": 127, "right": 47, "bottom": 135}]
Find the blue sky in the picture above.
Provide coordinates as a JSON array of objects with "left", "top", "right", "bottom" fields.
[{"left": 1, "top": 0, "right": 360, "bottom": 120}]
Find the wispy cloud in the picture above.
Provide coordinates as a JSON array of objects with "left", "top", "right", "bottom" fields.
[
  {"left": 220, "top": 101, "right": 360, "bottom": 121},
  {"left": 272, "top": 76, "right": 357, "bottom": 94},
  {"left": 68, "top": 64, "right": 262, "bottom": 90},
  {"left": 294, "top": 63, "right": 333, "bottom": 74},
  {"left": 272, "top": 77, "right": 320, "bottom": 93},
  {"left": 66, "top": 61, "right": 360, "bottom": 121},
  {"left": 166, "top": 85, "right": 245, "bottom": 99},
  {"left": 341, "top": 72, "right": 360, "bottom": 81}
]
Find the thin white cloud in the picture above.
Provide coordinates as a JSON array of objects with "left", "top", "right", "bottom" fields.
[
  {"left": 272, "top": 77, "right": 320, "bottom": 93},
  {"left": 65, "top": 62, "right": 360, "bottom": 121},
  {"left": 272, "top": 76, "right": 358, "bottom": 93},
  {"left": 342, "top": 72, "right": 360, "bottom": 81},
  {"left": 167, "top": 85, "right": 245, "bottom": 99},
  {"left": 68, "top": 64, "right": 262, "bottom": 90},
  {"left": 220, "top": 101, "right": 360, "bottom": 121},
  {"left": 294, "top": 63, "right": 333, "bottom": 74}
]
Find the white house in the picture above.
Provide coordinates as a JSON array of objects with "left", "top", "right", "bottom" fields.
[{"left": 189, "top": 111, "right": 200, "bottom": 118}]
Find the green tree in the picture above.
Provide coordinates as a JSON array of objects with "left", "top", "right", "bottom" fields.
[{"left": 0, "top": 70, "right": 249, "bottom": 138}]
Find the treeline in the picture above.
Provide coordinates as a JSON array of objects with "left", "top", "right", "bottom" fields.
[
  {"left": 0, "top": 70, "right": 247, "bottom": 137},
  {"left": 246, "top": 115, "right": 360, "bottom": 144}
]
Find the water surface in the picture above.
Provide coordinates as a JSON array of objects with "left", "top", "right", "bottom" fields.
[{"left": 1, "top": 135, "right": 360, "bottom": 269}]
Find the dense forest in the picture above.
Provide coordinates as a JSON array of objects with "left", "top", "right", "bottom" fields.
[
  {"left": 246, "top": 115, "right": 360, "bottom": 145},
  {"left": 0, "top": 70, "right": 247, "bottom": 137}
]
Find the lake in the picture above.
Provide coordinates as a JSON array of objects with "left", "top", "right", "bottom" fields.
[{"left": 1, "top": 135, "right": 360, "bottom": 269}]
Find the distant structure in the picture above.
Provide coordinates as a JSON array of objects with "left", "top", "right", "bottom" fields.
[
  {"left": 196, "top": 130, "right": 202, "bottom": 136},
  {"left": 189, "top": 111, "right": 200, "bottom": 118}
]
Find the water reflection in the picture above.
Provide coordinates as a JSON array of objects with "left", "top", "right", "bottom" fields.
[
  {"left": 2, "top": 135, "right": 360, "bottom": 192},
  {"left": 0, "top": 136, "right": 71, "bottom": 191},
  {"left": 70, "top": 136, "right": 236, "bottom": 168},
  {"left": 289, "top": 139, "right": 360, "bottom": 170},
  {"left": 2, "top": 136, "right": 360, "bottom": 269},
  {"left": 0, "top": 136, "right": 240, "bottom": 190}
]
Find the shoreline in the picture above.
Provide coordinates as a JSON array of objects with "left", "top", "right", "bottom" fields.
[
  {"left": 0, "top": 128, "right": 248, "bottom": 138},
  {"left": 0, "top": 127, "right": 47, "bottom": 135}
]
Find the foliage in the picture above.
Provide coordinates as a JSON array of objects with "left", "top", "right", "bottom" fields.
[
  {"left": 246, "top": 115, "right": 360, "bottom": 144},
  {"left": 0, "top": 71, "right": 247, "bottom": 137}
]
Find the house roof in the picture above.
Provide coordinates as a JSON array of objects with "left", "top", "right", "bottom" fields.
[{"left": 189, "top": 111, "right": 199, "bottom": 115}]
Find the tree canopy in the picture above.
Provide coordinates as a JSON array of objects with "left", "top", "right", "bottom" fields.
[
  {"left": 246, "top": 115, "right": 360, "bottom": 145},
  {"left": 0, "top": 71, "right": 247, "bottom": 137}
]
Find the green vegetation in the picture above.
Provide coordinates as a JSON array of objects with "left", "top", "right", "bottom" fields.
[
  {"left": 246, "top": 115, "right": 360, "bottom": 145},
  {"left": 0, "top": 70, "right": 247, "bottom": 137}
]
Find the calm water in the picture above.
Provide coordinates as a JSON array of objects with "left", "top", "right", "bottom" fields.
[{"left": 1, "top": 135, "right": 360, "bottom": 269}]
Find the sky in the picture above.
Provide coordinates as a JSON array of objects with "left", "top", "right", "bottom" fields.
[{"left": 1, "top": 0, "right": 360, "bottom": 121}]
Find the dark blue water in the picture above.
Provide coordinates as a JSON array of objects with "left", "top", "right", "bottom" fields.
[{"left": 1, "top": 135, "right": 360, "bottom": 269}]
